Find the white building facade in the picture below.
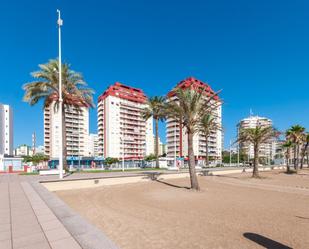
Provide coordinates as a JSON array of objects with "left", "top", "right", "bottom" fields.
[
  {"left": 97, "top": 82, "right": 154, "bottom": 159},
  {"left": 87, "top": 133, "right": 99, "bottom": 157},
  {"left": 166, "top": 77, "right": 222, "bottom": 164},
  {"left": 238, "top": 115, "right": 274, "bottom": 160},
  {"left": 0, "top": 104, "right": 13, "bottom": 156},
  {"left": 44, "top": 102, "right": 89, "bottom": 158},
  {"left": 14, "top": 145, "right": 33, "bottom": 157}
]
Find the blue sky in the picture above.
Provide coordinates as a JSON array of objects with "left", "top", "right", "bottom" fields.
[{"left": 0, "top": 0, "right": 308, "bottom": 149}]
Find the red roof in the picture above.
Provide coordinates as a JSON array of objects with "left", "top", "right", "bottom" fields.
[
  {"left": 98, "top": 82, "right": 147, "bottom": 103},
  {"left": 167, "top": 77, "right": 220, "bottom": 101}
]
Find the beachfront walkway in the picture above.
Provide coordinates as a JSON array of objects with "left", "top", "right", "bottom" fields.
[{"left": 0, "top": 174, "right": 118, "bottom": 249}]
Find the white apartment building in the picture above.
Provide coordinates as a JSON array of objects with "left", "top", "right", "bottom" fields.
[
  {"left": 14, "top": 145, "right": 33, "bottom": 157},
  {"left": 153, "top": 135, "right": 166, "bottom": 156},
  {"left": 0, "top": 104, "right": 13, "bottom": 156},
  {"left": 87, "top": 133, "right": 99, "bottom": 157},
  {"left": 44, "top": 102, "right": 89, "bottom": 158},
  {"left": 97, "top": 82, "right": 154, "bottom": 159},
  {"left": 237, "top": 115, "right": 274, "bottom": 160},
  {"left": 166, "top": 77, "right": 222, "bottom": 163}
]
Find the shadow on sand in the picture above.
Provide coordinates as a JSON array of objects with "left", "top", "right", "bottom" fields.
[
  {"left": 155, "top": 179, "right": 190, "bottom": 189},
  {"left": 243, "top": 233, "right": 292, "bottom": 249},
  {"left": 142, "top": 172, "right": 190, "bottom": 189},
  {"left": 295, "top": 215, "right": 309, "bottom": 220}
]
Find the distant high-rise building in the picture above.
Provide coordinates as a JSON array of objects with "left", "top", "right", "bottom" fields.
[
  {"left": 44, "top": 101, "right": 89, "bottom": 158},
  {"left": 0, "top": 104, "right": 13, "bottom": 156},
  {"left": 97, "top": 82, "right": 154, "bottom": 159},
  {"left": 87, "top": 133, "right": 99, "bottom": 157},
  {"left": 14, "top": 144, "right": 33, "bottom": 157},
  {"left": 153, "top": 135, "right": 165, "bottom": 156},
  {"left": 166, "top": 77, "right": 223, "bottom": 163},
  {"left": 237, "top": 115, "right": 274, "bottom": 160}
]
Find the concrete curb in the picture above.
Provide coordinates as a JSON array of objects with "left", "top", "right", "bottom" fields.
[{"left": 30, "top": 181, "right": 119, "bottom": 249}]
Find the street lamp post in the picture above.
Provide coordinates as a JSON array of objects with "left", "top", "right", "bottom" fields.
[
  {"left": 57, "top": 10, "right": 64, "bottom": 179},
  {"left": 174, "top": 120, "right": 177, "bottom": 168},
  {"left": 229, "top": 140, "right": 232, "bottom": 167}
]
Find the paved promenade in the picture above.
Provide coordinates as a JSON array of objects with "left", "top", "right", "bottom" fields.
[{"left": 0, "top": 174, "right": 118, "bottom": 249}]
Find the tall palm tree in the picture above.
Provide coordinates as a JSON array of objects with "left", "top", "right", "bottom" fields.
[
  {"left": 286, "top": 125, "right": 305, "bottom": 172},
  {"left": 237, "top": 126, "right": 278, "bottom": 178},
  {"left": 282, "top": 140, "right": 293, "bottom": 173},
  {"left": 142, "top": 96, "right": 166, "bottom": 168},
  {"left": 23, "top": 59, "right": 94, "bottom": 170},
  {"left": 165, "top": 88, "right": 220, "bottom": 190},
  {"left": 199, "top": 114, "right": 220, "bottom": 167},
  {"left": 300, "top": 133, "right": 309, "bottom": 169}
]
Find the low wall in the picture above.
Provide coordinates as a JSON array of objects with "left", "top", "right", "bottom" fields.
[{"left": 42, "top": 166, "right": 287, "bottom": 192}]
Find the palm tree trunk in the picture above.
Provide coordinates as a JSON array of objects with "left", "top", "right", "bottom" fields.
[
  {"left": 155, "top": 119, "right": 159, "bottom": 169},
  {"left": 295, "top": 144, "right": 299, "bottom": 173},
  {"left": 293, "top": 145, "right": 297, "bottom": 170},
  {"left": 188, "top": 131, "right": 200, "bottom": 190},
  {"left": 300, "top": 143, "right": 308, "bottom": 169},
  {"left": 205, "top": 135, "right": 209, "bottom": 167},
  {"left": 252, "top": 143, "right": 260, "bottom": 178},
  {"left": 286, "top": 152, "right": 290, "bottom": 174},
  {"left": 62, "top": 106, "right": 68, "bottom": 171}
]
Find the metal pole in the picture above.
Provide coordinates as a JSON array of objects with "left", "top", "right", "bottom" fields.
[
  {"left": 229, "top": 140, "right": 232, "bottom": 167},
  {"left": 57, "top": 10, "right": 63, "bottom": 179},
  {"left": 174, "top": 119, "right": 177, "bottom": 168},
  {"left": 122, "top": 137, "right": 124, "bottom": 172},
  {"left": 237, "top": 126, "right": 240, "bottom": 167}
]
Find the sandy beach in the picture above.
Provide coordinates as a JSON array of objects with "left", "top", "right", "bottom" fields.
[{"left": 56, "top": 170, "right": 309, "bottom": 249}]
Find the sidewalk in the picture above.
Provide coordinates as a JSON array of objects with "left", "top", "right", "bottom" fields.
[{"left": 0, "top": 174, "right": 118, "bottom": 249}]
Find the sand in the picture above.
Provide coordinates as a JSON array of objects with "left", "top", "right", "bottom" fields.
[{"left": 56, "top": 170, "right": 309, "bottom": 249}]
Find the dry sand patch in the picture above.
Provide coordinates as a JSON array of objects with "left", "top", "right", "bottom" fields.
[{"left": 56, "top": 170, "right": 309, "bottom": 249}]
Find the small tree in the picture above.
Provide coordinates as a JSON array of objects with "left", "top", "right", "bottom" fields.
[
  {"left": 144, "top": 154, "right": 157, "bottom": 162},
  {"left": 237, "top": 126, "right": 278, "bottom": 178},
  {"left": 104, "top": 157, "right": 119, "bottom": 166}
]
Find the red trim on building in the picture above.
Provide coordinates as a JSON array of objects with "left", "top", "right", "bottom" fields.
[
  {"left": 98, "top": 82, "right": 147, "bottom": 104},
  {"left": 167, "top": 77, "right": 220, "bottom": 101}
]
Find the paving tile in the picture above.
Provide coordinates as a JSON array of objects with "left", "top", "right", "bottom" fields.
[
  {"left": 45, "top": 227, "right": 71, "bottom": 242},
  {"left": 0, "top": 239, "right": 11, "bottom": 249},
  {"left": 41, "top": 219, "right": 63, "bottom": 231},
  {"left": 12, "top": 223, "right": 42, "bottom": 238},
  {"left": 0, "top": 222, "right": 10, "bottom": 232},
  {"left": 0, "top": 230, "right": 11, "bottom": 241},
  {"left": 0, "top": 209, "right": 10, "bottom": 216},
  {"left": 11, "top": 208, "right": 34, "bottom": 217},
  {"left": 11, "top": 215, "right": 38, "bottom": 226},
  {"left": 13, "top": 231, "right": 47, "bottom": 248},
  {"left": 36, "top": 213, "right": 57, "bottom": 223},
  {"left": 0, "top": 215, "right": 11, "bottom": 224},
  {"left": 17, "top": 241, "right": 51, "bottom": 249},
  {"left": 35, "top": 208, "right": 54, "bottom": 217},
  {"left": 50, "top": 237, "right": 81, "bottom": 249}
]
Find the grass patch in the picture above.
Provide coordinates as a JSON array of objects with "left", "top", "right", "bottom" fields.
[
  {"left": 19, "top": 172, "right": 39, "bottom": 175},
  {"left": 74, "top": 168, "right": 166, "bottom": 173}
]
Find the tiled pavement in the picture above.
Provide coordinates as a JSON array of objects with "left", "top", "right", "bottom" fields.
[{"left": 0, "top": 174, "right": 118, "bottom": 249}]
